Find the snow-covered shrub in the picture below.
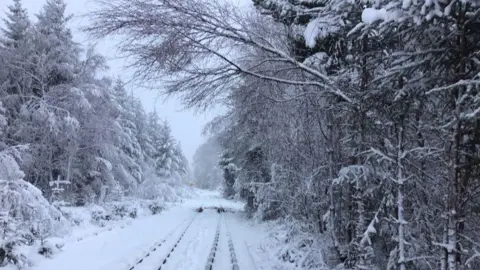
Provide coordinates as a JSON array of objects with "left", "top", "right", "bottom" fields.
[
  {"left": 59, "top": 205, "right": 101, "bottom": 227},
  {"left": 134, "top": 176, "right": 178, "bottom": 202},
  {"left": 38, "top": 244, "right": 54, "bottom": 258},
  {"left": 254, "top": 163, "right": 290, "bottom": 221},
  {"left": 270, "top": 218, "right": 331, "bottom": 269},
  {"left": 219, "top": 152, "right": 237, "bottom": 199},
  {"left": 90, "top": 206, "right": 111, "bottom": 227},
  {"left": 148, "top": 201, "right": 163, "bottom": 215},
  {"left": 62, "top": 196, "right": 168, "bottom": 233},
  {"left": 104, "top": 181, "right": 124, "bottom": 202},
  {"left": 0, "top": 179, "right": 71, "bottom": 236},
  {"left": 73, "top": 185, "right": 96, "bottom": 206},
  {"left": 0, "top": 147, "right": 71, "bottom": 267},
  {"left": 106, "top": 198, "right": 167, "bottom": 218},
  {"left": 109, "top": 202, "right": 137, "bottom": 219}
]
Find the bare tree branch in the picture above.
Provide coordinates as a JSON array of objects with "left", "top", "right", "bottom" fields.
[{"left": 84, "top": 0, "right": 352, "bottom": 108}]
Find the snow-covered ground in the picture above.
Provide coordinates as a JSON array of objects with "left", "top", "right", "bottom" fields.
[{"left": 29, "top": 189, "right": 292, "bottom": 270}]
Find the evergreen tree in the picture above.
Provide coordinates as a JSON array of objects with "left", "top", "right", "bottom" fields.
[
  {"left": 1, "top": 0, "right": 30, "bottom": 48},
  {"left": 0, "top": 0, "right": 33, "bottom": 123},
  {"left": 32, "top": 0, "right": 80, "bottom": 95},
  {"left": 218, "top": 151, "right": 237, "bottom": 199},
  {"left": 110, "top": 79, "right": 143, "bottom": 189},
  {"left": 0, "top": 1, "right": 191, "bottom": 266}
]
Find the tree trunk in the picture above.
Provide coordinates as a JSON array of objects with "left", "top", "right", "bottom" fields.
[
  {"left": 397, "top": 124, "right": 406, "bottom": 270},
  {"left": 441, "top": 196, "right": 448, "bottom": 270}
]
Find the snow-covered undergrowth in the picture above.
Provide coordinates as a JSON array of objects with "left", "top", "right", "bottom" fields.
[
  {"left": 0, "top": 179, "right": 194, "bottom": 269},
  {"left": 215, "top": 193, "right": 332, "bottom": 270},
  {"left": 252, "top": 217, "right": 332, "bottom": 270},
  {"left": 0, "top": 147, "right": 69, "bottom": 268},
  {"left": 0, "top": 179, "right": 72, "bottom": 269}
]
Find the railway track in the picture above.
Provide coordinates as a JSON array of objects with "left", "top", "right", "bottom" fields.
[
  {"left": 204, "top": 216, "right": 221, "bottom": 270},
  {"left": 156, "top": 212, "right": 204, "bottom": 270},
  {"left": 127, "top": 204, "right": 239, "bottom": 270},
  {"left": 224, "top": 215, "right": 240, "bottom": 270},
  {"left": 126, "top": 211, "right": 199, "bottom": 270},
  {"left": 205, "top": 200, "right": 240, "bottom": 270}
]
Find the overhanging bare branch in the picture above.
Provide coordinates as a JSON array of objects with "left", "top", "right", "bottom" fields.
[{"left": 85, "top": 0, "right": 353, "bottom": 108}]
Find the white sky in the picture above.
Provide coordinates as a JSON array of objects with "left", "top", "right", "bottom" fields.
[{"left": 0, "top": 0, "right": 252, "bottom": 164}]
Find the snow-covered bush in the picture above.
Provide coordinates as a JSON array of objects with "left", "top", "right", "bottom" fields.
[
  {"left": 270, "top": 218, "right": 331, "bottom": 270},
  {"left": 148, "top": 201, "right": 163, "bottom": 215},
  {"left": 170, "top": 185, "right": 194, "bottom": 202},
  {"left": 134, "top": 176, "right": 178, "bottom": 202},
  {"left": 0, "top": 147, "right": 71, "bottom": 267},
  {"left": 59, "top": 196, "right": 170, "bottom": 233},
  {"left": 105, "top": 198, "right": 167, "bottom": 218},
  {"left": 90, "top": 206, "right": 111, "bottom": 227},
  {"left": 219, "top": 152, "right": 237, "bottom": 199},
  {"left": 107, "top": 201, "right": 138, "bottom": 219}
]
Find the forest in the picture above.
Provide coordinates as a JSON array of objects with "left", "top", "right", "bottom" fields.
[
  {"left": 88, "top": 0, "right": 480, "bottom": 269},
  {"left": 0, "top": 0, "right": 189, "bottom": 267}
]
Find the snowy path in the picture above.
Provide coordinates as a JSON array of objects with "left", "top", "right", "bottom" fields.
[
  {"left": 161, "top": 210, "right": 218, "bottom": 269},
  {"left": 212, "top": 216, "right": 233, "bottom": 269},
  {"left": 124, "top": 213, "right": 199, "bottom": 270},
  {"left": 32, "top": 190, "right": 286, "bottom": 270}
]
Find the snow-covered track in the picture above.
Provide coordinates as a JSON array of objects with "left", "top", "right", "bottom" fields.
[
  {"left": 204, "top": 216, "right": 222, "bottom": 270},
  {"left": 127, "top": 212, "right": 199, "bottom": 270},
  {"left": 156, "top": 210, "right": 205, "bottom": 270},
  {"left": 224, "top": 217, "right": 240, "bottom": 270},
  {"left": 214, "top": 198, "right": 240, "bottom": 270}
]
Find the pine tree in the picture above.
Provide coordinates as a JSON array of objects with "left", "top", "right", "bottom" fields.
[
  {"left": 110, "top": 79, "right": 143, "bottom": 189},
  {"left": 170, "top": 141, "right": 188, "bottom": 183},
  {"left": 1, "top": 0, "right": 30, "bottom": 49},
  {"left": 32, "top": 0, "right": 80, "bottom": 95},
  {"left": 0, "top": 0, "right": 33, "bottom": 123}
]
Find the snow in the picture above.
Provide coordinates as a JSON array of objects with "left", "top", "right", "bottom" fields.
[
  {"left": 225, "top": 213, "right": 279, "bottom": 269},
  {"left": 57, "top": 205, "right": 133, "bottom": 242},
  {"left": 402, "top": 0, "right": 412, "bottom": 9},
  {"left": 303, "top": 52, "right": 329, "bottom": 68},
  {"left": 212, "top": 216, "right": 231, "bottom": 269},
  {"left": 362, "top": 8, "right": 393, "bottom": 25},
  {"left": 32, "top": 203, "right": 196, "bottom": 270},
  {"left": 304, "top": 18, "right": 321, "bottom": 48},
  {"left": 28, "top": 189, "right": 294, "bottom": 270}
]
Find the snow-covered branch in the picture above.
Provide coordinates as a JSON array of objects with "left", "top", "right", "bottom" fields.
[{"left": 86, "top": 0, "right": 353, "bottom": 107}]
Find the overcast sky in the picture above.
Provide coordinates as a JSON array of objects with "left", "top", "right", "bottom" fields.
[{"left": 0, "top": 0, "right": 250, "bottom": 164}]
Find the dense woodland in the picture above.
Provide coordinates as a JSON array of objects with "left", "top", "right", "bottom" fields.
[
  {"left": 0, "top": 0, "right": 189, "bottom": 266},
  {"left": 88, "top": 0, "right": 480, "bottom": 269}
]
